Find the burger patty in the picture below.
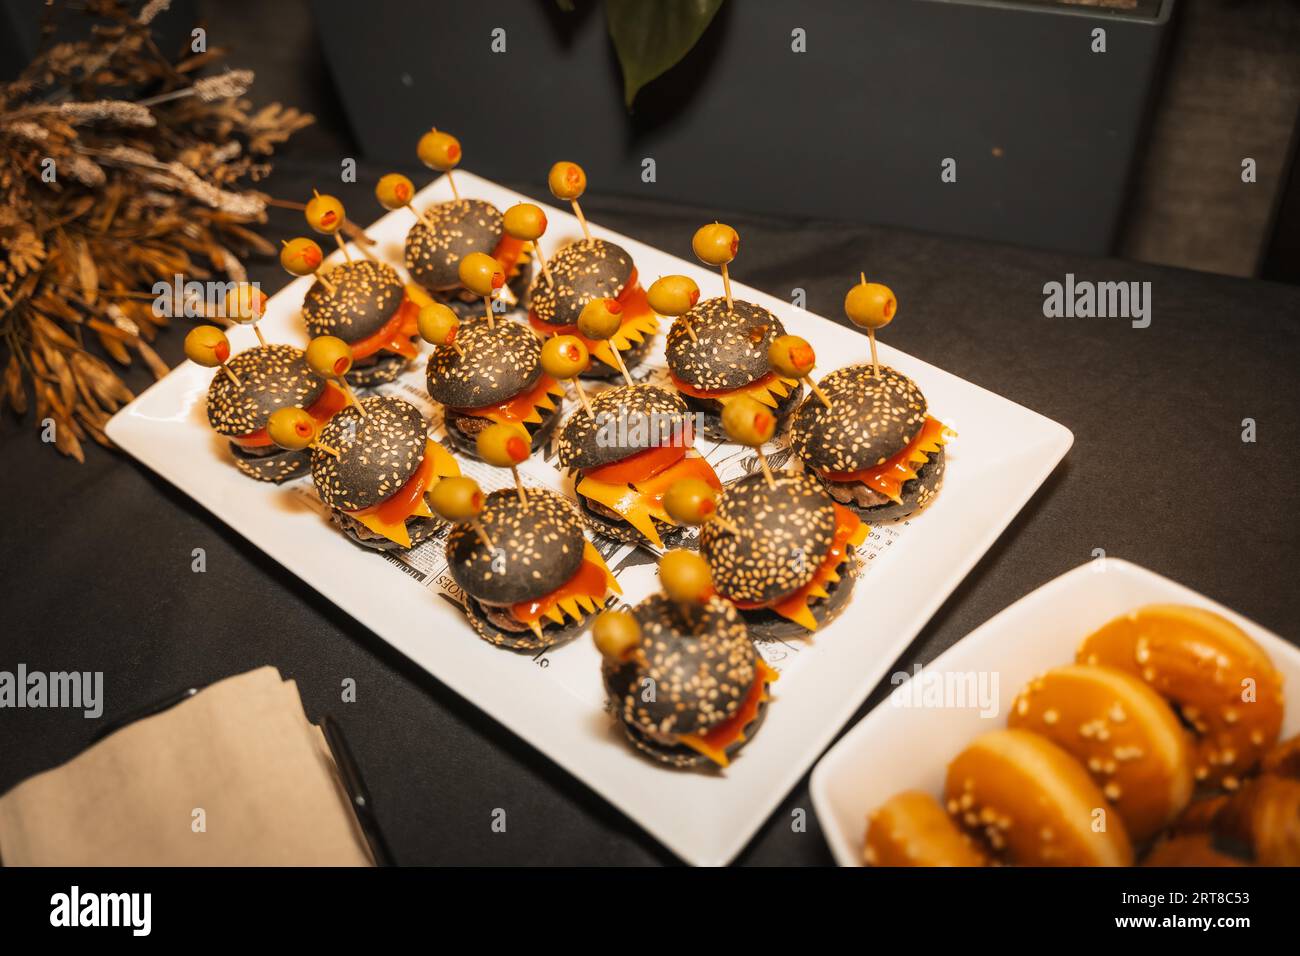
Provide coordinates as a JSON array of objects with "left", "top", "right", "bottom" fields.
[
  {"left": 330, "top": 509, "right": 448, "bottom": 551},
  {"left": 820, "top": 448, "right": 945, "bottom": 511}
]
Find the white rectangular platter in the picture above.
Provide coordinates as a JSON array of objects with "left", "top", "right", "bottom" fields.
[
  {"left": 107, "top": 171, "right": 1073, "bottom": 865},
  {"left": 810, "top": 558, "right": 1300, "bottom": 866}
]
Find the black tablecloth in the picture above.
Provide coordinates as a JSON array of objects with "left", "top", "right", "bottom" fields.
[{"left": 3, "top": 160, "right": 1298, "bottom": 865}]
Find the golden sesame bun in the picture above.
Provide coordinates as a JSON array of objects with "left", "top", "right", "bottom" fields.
[
  {"left": 945, "top": 728, "right": 1135, "bottom": 866},
  {"left": 1009, "top": 664, "right": 1194, "bottom": 843},
  {"left": 1076, "top": 604, "right": 1285, "bottom": 789},
  {"left": 864, "top": 790, "right": 988, "bottom": 867}
]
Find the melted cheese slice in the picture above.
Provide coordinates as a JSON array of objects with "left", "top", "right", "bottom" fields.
[
  {"left": 576, "top": 454, "right": 719, "bottom": 549},
  {"left": 823, "top": 417, "right": 952, "bottom": 505},
  {"left": 677, "top": 659, "right": 780, "bottom": 767},
  {"left": 510, "top": 541, "right": 621, "bottom": 641}
]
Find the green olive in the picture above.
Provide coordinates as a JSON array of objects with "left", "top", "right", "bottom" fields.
[
  {"left": 417, "top": 129, "right": 461, "bottom": 171},
  {"left": 592, "top": 610, "right": 641, "bottom": 663},
  {"left": 692, "top": 223, "right": 738, "bottom": 267},
  {"left": 184, "top": 325, "right": 230, "bottom": 367},
  {"left": 417, "top": 303, "right": 460, "bottom": 347},
  {"left": 548, "top": 161, "right": 587, "bottom": 201},
  {"left": 375, "top": 173, "right": 415, "bottom": 211},
  {"left": 306, "top": 335, "right": 354, "bottom": 378},
  {"left": 280, "top": 237, "right": 324, "bottom": 276},
  {"left": 659, "top": 549, "right": 713, "bottom": 605},
  {"left": 662, "top": 478, "right": 719, "bottom": 527},
  {"left": 476, "top": 422, "right": 530, "bottom": 467},
  {"left": 305, "top": 192, "right": 345, "bottom": 235},
  {"left": 721, "top": 395, "right": 776, "bottom": 447},
  {"left": 503, "top": 203, "right": 547, "bottom": 242},
  {"left": 267, "top": 407, "right": 317, "bottom": 451},
  {"left": 768, "top": 334, "right": 817, "bottom": 379},
  {"left": 844, "top": 278, "right": 897, "bottom": 330},
  {"left": 646, "top": 275, "right": 700, "bottom": 317},
  {"left": 576, "top": 298, "right": 623, "bottom": 340},
  {"left": 429, "top": 475, "right": 485, "bottom": 522},
  {"left": 458, "top": 252, "right": 505, "bottom": 297},
  {"left": 229, "top": 282, "right": 267, "bottom": 325},
  {"left": 540, "top": 335, "right": 589, "bottom": 380}
]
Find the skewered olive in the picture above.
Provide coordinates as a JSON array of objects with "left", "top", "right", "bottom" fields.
[
  {"left": 548, "top": 161, "right": 587, "bottom": 201},
  {"left": 721, "top": 395, "right": 776, "bottom": 447},
  {"left": 503, "top": 203, "right": 547, "bottom": 242},
  {"left": 659, "top": 550, "right": 713, "bottom": 605},
  {"left": 429, "top": 475, "right": 485, "bottom": 522},
  {"left": 576, "top": 297, "right": 623, "bottom": 340},
  {"left": 417, "top": 303, "right": 460, "bottom": 347},
  {"left": 768, "top": 334, "right": 817, "bottom": 378},
  {"left": 692, "top": 223, "right": 738, "bottom": 266},
  {"left": 646, "top": 275, "right": 701, "bottom": 317},
  {"left": 844, "top": 278, "right": 897, "bottom": 330},
  {"left": 305, "top": 192, "right": 346, "bottom": 235},
  {"left": 306, "top": 335, "right": 354, "bottom": 378},
  {"left": 458, "top": 252, "right": 505, "bottom": 297},
  {"left": 592, "top": 610, "right": 641, "bottom": 663},
  {"left": 417, "top": 129, "right": 461, "bottom": 171},
  {"left": 476, "top": 422, "right": 530, "bottom": 467},
  {"left": 662, "top": 478, "right": 719, "bottom": 527},
  {"left": 229, "top": 282, "right": 267, "bottom": 324},
  {"left": 540, "top": 335, "right": 590, "bottom": 380},
  {"left": 375, "top": 173, "right": 416, "bottom": 210},
  {"left": 267, "top": 407, "right": 317, "bottom": 451},
  {"left": 280, "top": 237, "right": 324, "bottom": 276},
  {"left": 184, "top": 325, "right": 230, "bottom": 367}
]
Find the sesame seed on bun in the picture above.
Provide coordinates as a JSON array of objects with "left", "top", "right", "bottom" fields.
[
  {"left": 425, "top": 318, "right": 542, "bottom": 409},
  {"left": 301, "top": 259, "right": 406, "bottom": 342},
  {"left": 528, "top": 239, "right": 634, "bottom": 328},
  {"left": 404, "top": 198, "right": 504, "bottom": 292},
  {"left": 206, "top": 343, "right": 325, "bottom": 437},
  {"left": 702, "top": 471, "right": 836, "bottom": 604},
  {"left": 311, "top": 395, "right": 428, "bottom": 512},
  {"left": 555, "top": 383, "right": 689, "bottom": 471},
  {"left": 446, "top": 488, "right": 586, "bottom": 606},
  {"left": 790, "top": 364, "right": 928, "bottom": 473},
  {"left": 666, "top": 298, "right": 785, "bottom": 391}
]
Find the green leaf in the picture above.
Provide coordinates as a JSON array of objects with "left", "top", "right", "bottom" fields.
[{"left": 604, "top": 0, "right": 725, "bottom": 110}]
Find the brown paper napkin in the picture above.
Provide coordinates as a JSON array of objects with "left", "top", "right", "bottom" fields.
[{"left": 0, "top": 666, "right": 374, "bottom": 866}]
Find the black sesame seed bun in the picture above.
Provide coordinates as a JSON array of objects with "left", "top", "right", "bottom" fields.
[
  {"left": 446, "top": 488, "right": 586, "bottom": 606},
  {"left": 555, "top": 384, "right": 689, "bottom": 472},
  {"left": 206, "top": 343, "right": 325, "bottom": 437},
  {"left": 301, "top": 259, "right": 406, "bottom": 343},
  {"left": 817, "top": 446, "right": 946, "bottom": 524},
  {"left": 311, "top": 395, "right": 428, "bottom": 512},
  {"left": 666, "top": 298, "right": 785, "bottom": 391},
  {"left": 229, "top": 443, "right": 312, "bottom": 484},
  {"left": 528, "top": 239, "right": 634, "bottom": 328},
  {"left": 404, "top": 199, "right": 504, "bottom": 292},
  {"left": 702, "top": 471, "right": 836, "bottom": 605},
  {"left": 790, "top": 364, "right": 928, "bottom": 473},
  {"left": 425, "top": 318, "right": 541, "bottom": 409},
  {"left": 601, "top": 594, "right": 772, "bottom": 769}
]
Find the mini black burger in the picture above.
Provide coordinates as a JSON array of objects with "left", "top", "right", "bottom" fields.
[
  {"left": 701, "top": 470, "right": 869, "bottom": 638},
  {"left": 438, "top": 485, "right": 620, "bottom": 650},
  {"left": 295, "top": 395, "right": 461, "bottom": 551},
  {"left": 554, "top": 384, "right": 721, "bottom": 551},
  {"left": 790, "top": 365, "right": 948, "bottom": 522},
  {"left": 591, "top": 551, "right": 778, "bottom": 770},
  {"left": 188, "top": 326, "right": 347, "bottom": 483},
  {"left": 526, "top": 238, "right": 659, "bottom": 379},
  {"left": 425, "top": 318, "right": 564, "bottom": 459}
]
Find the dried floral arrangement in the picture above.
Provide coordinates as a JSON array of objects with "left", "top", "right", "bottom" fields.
[{"left": 0, "top": 0, "right": 313, "bottom": 460}]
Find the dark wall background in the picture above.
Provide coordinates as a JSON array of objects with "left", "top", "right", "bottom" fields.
[{"left": 3, "top": 0, "right": 1298, "bottom": 277}]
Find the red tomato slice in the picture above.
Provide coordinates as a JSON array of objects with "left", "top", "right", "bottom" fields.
[{"left": 233, "top": 380, "right": 349, "bottom": 449}]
